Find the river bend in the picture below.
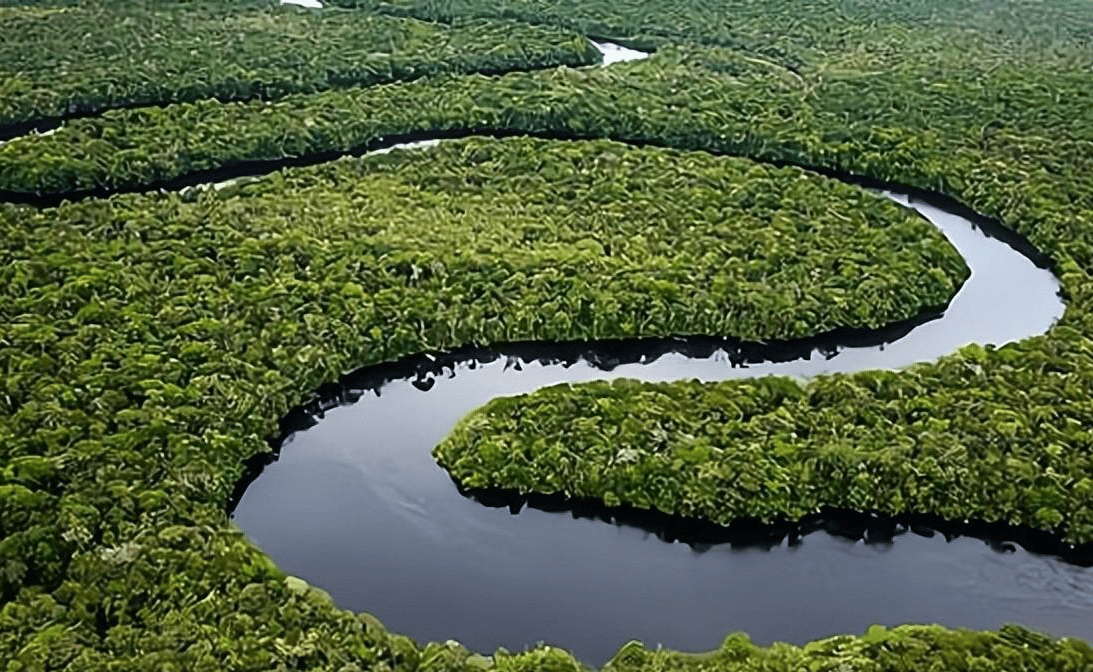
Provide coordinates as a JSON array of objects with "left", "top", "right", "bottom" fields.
[{"left": 231, "top": 135, "right": 1083, "bottom": 664}]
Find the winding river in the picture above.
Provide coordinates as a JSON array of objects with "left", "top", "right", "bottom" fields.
[
  {"left": 228, "top": 126, "right": 1090, "bottom": 662},
  {"left": 0, "top": 18, "right": 1085, "bottom": 668}
]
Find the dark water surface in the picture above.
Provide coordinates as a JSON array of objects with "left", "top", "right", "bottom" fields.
[{"left": 231, "top": 158, "right": 1083, "bottom": 664}]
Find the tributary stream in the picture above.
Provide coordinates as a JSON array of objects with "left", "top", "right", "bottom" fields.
[{"left": 230, "top": 138, "right": 1089, "bottom": 664}]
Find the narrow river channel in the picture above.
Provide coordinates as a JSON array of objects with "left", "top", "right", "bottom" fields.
[{"left": 230, "top": 140, "right": 1083, "bottom": 664}]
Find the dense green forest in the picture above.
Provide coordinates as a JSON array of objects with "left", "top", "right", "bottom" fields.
[
  {"left": 0, "top": 0, "right": 598, "bottom": 132},
  {"left": 2, "top": 0, "right": 1092, "bottom": 669}
]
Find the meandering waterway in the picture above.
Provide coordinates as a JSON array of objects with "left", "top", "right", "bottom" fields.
[{"left": 231, "top": 138, "right": 1080, "bottom": 664}]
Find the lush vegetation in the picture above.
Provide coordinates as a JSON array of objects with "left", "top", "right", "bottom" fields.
[
  {"left": 0, "top": 135, "right": 965, "bottom": 667},
  {"left": 0, "top": 0, "right": 598, "bottom": 135},
  {"left": 428, "top": 625, "right": 1093, "bottom": 672},
  {"left": 3, "top": 0, "right": 1093, "bottom": 669},
  {"left": 0, "top": 49, "right": 808, "bottom": 196},
  {"left": 419, "top": 20, "right": 1093, "bottom": 551},
  {"left": 436, "top": 366, "right": 1093, "bottom": 543},
  {"left": 332, "top": 0, "right": 1093, "bottom": 69}
]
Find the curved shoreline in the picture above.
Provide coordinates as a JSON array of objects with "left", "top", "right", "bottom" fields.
[
  {"left": 457, "top": 487, "right": 1093, "bottom": 566},
  {"left": 231, "top": 154, "right": 1072, "bottom": 661},
  {"left": 0, "top": 74, "right": 1071, "bottom": 660},
  {"left": 227, "top": 152, "right": 1060, "bottom": 518},
  {"left": 3, "top": 4, "right": 1093, "bottom": 667}
]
